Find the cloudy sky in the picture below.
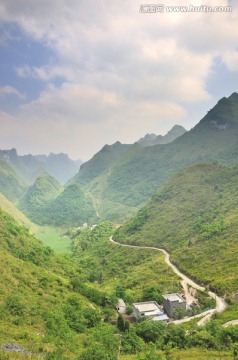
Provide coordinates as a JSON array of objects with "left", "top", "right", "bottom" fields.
[{"left": 0, "top": 0, "right": 238, "bottom": 161}]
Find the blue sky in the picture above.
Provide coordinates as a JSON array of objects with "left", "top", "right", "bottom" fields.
[{"left": 0, "top": 0, "right": 238, "bottom": 160}]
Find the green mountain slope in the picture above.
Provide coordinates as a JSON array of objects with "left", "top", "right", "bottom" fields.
[
  {"left": 0, "top": 161, "right": 26, "bottom": 202},
  {"left": 19, "top": 171, "right": 97, "bottom": 227},
  {"left": 0, "top": 207, "right": 111, "bottom": 358},
  {"left": 47, "top": 184, "right": 97, "bottom": 226},
  {"left": 115, "top": 162, "right": 238, "bottom": 296},
  {"left": 0, "top": 193, "right": 36, "bottom": 231},
  {"left": 70, "top": 141, "right": 131, "bottom": 187},
  {"left": 86, "top": 93, "right": 238, "bottom": 209},
  {"left": 19, "top": 172, "right": 63, "bottom": 224}
]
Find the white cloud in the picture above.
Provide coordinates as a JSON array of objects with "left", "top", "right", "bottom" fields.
[
  {"left": 0, "top": 82, "right": 187, "bottom": 160},
  {"left": 0, "top": 86, "right": 25, "bottom": 99},
  {"left": 222, "top": 51, "right": 238, "bottom": 71},
  {"left": 0, "top": 0, "right": 237, "bottom": 159}
]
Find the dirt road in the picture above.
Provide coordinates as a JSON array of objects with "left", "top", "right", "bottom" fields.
[{"left": 109, "top": 237, "right": 227, "bottom": 325}]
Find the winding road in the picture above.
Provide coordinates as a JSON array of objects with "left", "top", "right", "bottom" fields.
[{"left": 109, "top": 237, "right": 227, "bottom": 325}]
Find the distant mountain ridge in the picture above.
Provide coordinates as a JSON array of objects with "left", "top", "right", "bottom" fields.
[
  {"left": 138, "top": 125, "right": 187, "bottom": 146},
  {"left": 0, "top": 148, "right": 82, "bottom": 184}
]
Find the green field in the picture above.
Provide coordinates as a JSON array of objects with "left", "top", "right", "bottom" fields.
[{"left": 34, "top": 226, "right": 72, "bottom": 253}]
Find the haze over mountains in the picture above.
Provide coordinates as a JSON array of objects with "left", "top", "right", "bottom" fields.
[
  {"left": 1, "top": 93, "right": 238, "bottom": 226},
  {"left": 0, "top": 148, "right": 82, "bottom": 184},
  {"left": 69, "top": 92, "right": 238, "bottom": 221}
]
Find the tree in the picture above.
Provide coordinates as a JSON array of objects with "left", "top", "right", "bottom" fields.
[
  {"left": 79, "top": 343, "right": 116, "bottom": 360},
  {"left": 136, "top": 320, "right": 166, "bottom": 343},
  {"left": 117, "top": 314, "right": 125, "bottom": 332},
  {"left": 122, "top": 329, "right": 144, "bottom": 354}
]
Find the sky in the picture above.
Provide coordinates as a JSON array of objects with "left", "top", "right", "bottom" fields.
[{"left": 0, "top": 0, "right": 238, "bottom": 161}]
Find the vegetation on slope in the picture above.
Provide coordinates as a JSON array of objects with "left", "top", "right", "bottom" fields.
[
  {"left": 19, "top": 172, "right": 97, "bottom": 227},
  {"left": 115, "top": 163, "right": 238, "bottom": 297},
  {"left": 0, "top": 208, "right": 119, "bottom": 358},
  {"left": 19, "top": 172, "right": 63, "bottom": 224},
  {"left": 72, "top": 222, "right": 181, "bottom": 304},
  {"left": 70, "top": 141, "right": 131, "bottom": 187},
  {"left": 1, "top": 208, "right": 238, "bottom": 359},
  {"left": 47, "top": 184, "right": 97, "bottom": 226},
  {"left": 0, "top": 161, "right": 26, "bottom": 202},
  {"left": 0, "top": 193, "right": 36, "bottom": 232}
]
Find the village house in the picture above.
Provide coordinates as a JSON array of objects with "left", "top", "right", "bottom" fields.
[
  {"left": 162, "top": 293, "right": 186, "bottom": 318},
  {"left": 117, "top": 299, "right": 126, "bottom": 314},
  {"left": 133, "top": 301, "right": 169, "bottom": 323}
]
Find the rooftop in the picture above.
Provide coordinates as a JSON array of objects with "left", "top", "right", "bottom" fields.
[
  {"left": 118, "top": 299, "right": 126, "bottom": 307},
  {"left": 133, "top": 301, "right": 161, "bottom": 313},
  {"left": 162, "top": 293, "right": 186, "bottom": 303}
]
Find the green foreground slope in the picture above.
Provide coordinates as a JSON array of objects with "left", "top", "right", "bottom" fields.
[
  {"left": 0, "top": 161, "right": 26, "bottom": 202},
  {"left": 1, "top": 208, "right": 238, "bottom": 359},
  {"left": 0, "top": 193, "right": 36, "bottom": 232},
  {"left": 115, "top": 163, "right": 238, "bottom": 296},
  {"left": 0, "top": 208, "right": 114, "bottom": 358}
]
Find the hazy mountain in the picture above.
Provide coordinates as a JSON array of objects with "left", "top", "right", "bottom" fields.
[
  {"left": 34, "top": 152, "right": 82, "bottom": 183},
  {"left": 115, "top": 162, "right": 238, "bottom": 296},
  {"left": 70, "top": 141, "right": 132, "bottom": 187},
  {"left": 138, "top": 125, "right": 187, "bottom": 146},
  {"left": 138, "top": 133, "right": 157, "bottom": 145},
  {"left": 88, "top": 92, "right": 238, "bottom": 210},
  {"left": 0, "top": 148, "right": 82, "bottom": 184}
]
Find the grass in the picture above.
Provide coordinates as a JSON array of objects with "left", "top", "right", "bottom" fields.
[
  {"left": 34, "top": 226, "right": 72, "bottom": 253},
  {"left": 0, "top": 193, "right": 36, "bottom": 233},
  {"left": 121, "top": 348, "right": 233, "bottom": 360}
]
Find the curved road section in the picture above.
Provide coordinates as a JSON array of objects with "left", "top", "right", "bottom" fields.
[{"left": 109, "top": 237, "right": 227, "bottom": 325}]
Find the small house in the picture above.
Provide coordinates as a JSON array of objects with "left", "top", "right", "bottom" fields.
[
  {"left": 133, "top": 301, "right": 169, "bottom": 323},
  {"left": 117, "top": 299, "right": 126, "bottom": 314},
  {"left": 162, "top": 293, "right": 186, "bottom": 318}
]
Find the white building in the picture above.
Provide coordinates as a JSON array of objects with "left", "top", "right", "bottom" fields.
[
  {"left": 117, "top": 299, "right": 126, "bottom": 314},
  {"left": 133, "top": 301, "right": 169, "bottom": 323}
]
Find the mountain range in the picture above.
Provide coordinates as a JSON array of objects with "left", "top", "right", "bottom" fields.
[
  {"left": 0, "top": 148, "right": 82, "bottom": 184},
  {"left": 1, "top": 92, "right": 238, "bottom": 226},
  {"left": 69, "top": 92, "right": 238, "bottom": 221}
]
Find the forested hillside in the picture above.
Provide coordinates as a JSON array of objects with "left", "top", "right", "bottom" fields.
[
  {"left": 115, "top": 163, "right": 238, "bottom": 296},
  {"left": 0, "top": 161, "right": 26, "bottom": 202}
]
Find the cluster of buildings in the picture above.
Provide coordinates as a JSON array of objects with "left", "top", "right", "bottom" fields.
[{"left": 117, "top": 293, "right": 186, "bottom": 323}]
